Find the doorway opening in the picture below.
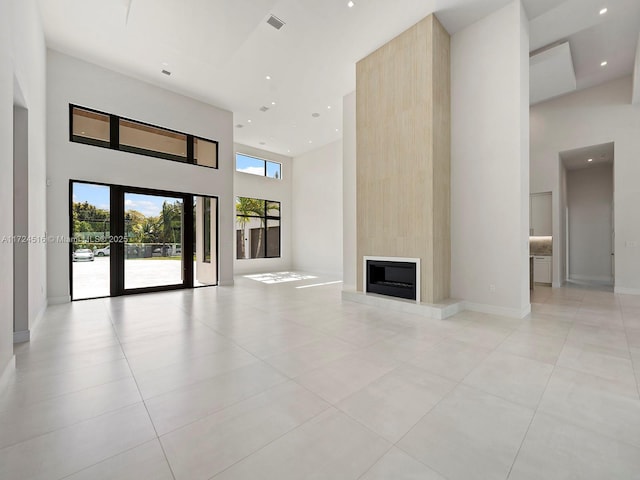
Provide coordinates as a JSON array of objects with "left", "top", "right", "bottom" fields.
[
  {"left": 70, "top": 180, "right": 218, "bottom": 300},
  {"left": 560, "top": 142, "right": 614, "bottom": 291}
]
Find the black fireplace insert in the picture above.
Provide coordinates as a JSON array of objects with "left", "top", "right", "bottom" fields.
[{"left": 366, "top": 260, "right": 417, "bottom": 300}]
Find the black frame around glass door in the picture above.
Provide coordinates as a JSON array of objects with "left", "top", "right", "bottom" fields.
[
  {"left": 119, "top": 186, "right": 192, "bottom": 295},
  {"left": 70, "top": 180, "right": 218, "bottom": 300}
]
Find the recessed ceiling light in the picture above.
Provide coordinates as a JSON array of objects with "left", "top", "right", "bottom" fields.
[
  {"left": 335, "top": 128, "right": 339, "bottom": 132},
  {"left": 599, "top": 7, "right": 608, "bottom": 15},
  {"left": 348, "top": 1, "right": 355, "bottom": 8},
  {"left": 588, "top": 158, "right": 593, "bottom": 162},
  {"left": 265, "top": 75, "right": 271, "bottom": 80},
  {"left": 309, "top": 140, "right": 313, "bottom": 144},
  {"left": 601, "top": 61, "right": 608, "bottom": 67},
  {"left": 327, "top": 105, "right": 332, "bottom": 109},
  {"left": 271, "top": 101, "right": 276, "bottom": 105},
  {"left": 287, "top": 149, "right": 291, "bottom": 153},
  {"left": 247, "top": 119, "right": 252, "bottom": 123}
]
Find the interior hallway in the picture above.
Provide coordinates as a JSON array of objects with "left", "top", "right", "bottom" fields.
[{"left": 1, "top": 278, "right": 639, "bottom": 479}]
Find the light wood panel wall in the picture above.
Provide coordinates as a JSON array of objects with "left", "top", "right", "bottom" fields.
[{"left": 356, "top": 14, "right": 450, "bottom": 303}]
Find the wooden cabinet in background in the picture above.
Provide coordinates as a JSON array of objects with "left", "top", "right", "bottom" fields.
[
  {"left": 530, "top": 192, "right": 552, "bottom": 236},
  {"left": 533, "top": 256, "right": 552, "bottom": 284}
]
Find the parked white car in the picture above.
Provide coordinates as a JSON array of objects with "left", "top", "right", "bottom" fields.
[
  {"left": 73, "top": 249, "right": 94, "bottom": 262},
  {"left": 95, "top": 246, "right": 110, "bottom": 257}
]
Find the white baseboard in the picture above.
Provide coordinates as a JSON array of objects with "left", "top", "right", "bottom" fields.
[
  {"left": 48, "top": 295, "right": 70, "bottom": 305},
  {"left": 13, "top": 330, "right": 30, "bottom": 343},
  {"left": 218, "top": 279, "right": 234, "bottom": 286},
  {"left": 31, "top": 298, "right": 48, "bottom": 333},
  {"left": 463, "top": 301, "right": 531, "bottom": 319},
  {"left": 342, "top": 290, "right": 530, "bottom": 320},
  {"left": 342, "top": 290, "right": 464, "bottom": 320},
  {"left": 614, "top": 286, "right": 640, "bottom": 295},
  {"left": 0, "top": 356, "right": 16, "bottom": 393},
  {"left": 569, "top": 274, "right": 613, "bottom": 283}
]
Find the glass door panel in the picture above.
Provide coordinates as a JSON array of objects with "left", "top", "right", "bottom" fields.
[
  {"left": 124, "top": 192, "right": 184, "bottom": 290},
  {"left": 194, "top": 196, "right": 218, "bottom": 286},
  {"left": 71, "top": 182, "right": 111, "bottom": 299}
]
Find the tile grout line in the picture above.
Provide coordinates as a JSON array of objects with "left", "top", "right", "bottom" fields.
[
  {"left": 388, "top": 299, "right": 574, "bottom": 479},
  {"left": 103, "top": 300, "right": 178, "bottom": 480},
  {"left": 354, "top": 443, "right": 396, "bottom": 480},
  {"left": 204, "top": 403, "right": 335, "bottom": 480},
  {"left": 505, "top": 351, "right": 562, "bottom": 478},
  {"left": 504, "top": 287, "right": 579, "bottom": 479},
  {"left": 617, "top": 294, "right": 640, "bottom": 400}
]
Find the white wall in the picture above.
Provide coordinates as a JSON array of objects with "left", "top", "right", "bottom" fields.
[
  {"left": 292, "top": 140, "right": 343, "bottom": 276},
  {"left": 233, "top": 144, "right": 292, "bottom": 275},
  {"left": 0, "top": 0, "right": 47, "bottom": 385},
  {"left": 13, "top": 0, "right": 47, "bottom": 339},
  {"left": 450, "top": 0, "right": 530, "bottom": 317},
  {"left": 531, "top": 76, "right": 640, "bottom": 294},
  {"left": 0, "top": 0, "right": 14, "bottom": 384},
  {"left": 566, "top": 165, "right": 613, "bottom": 282},
  {"left": 47, "top": 50, "right": 234, "bottom": 302},
  {"left": 559, "top": 162, "right": 568, "bottom": 283},
  {"left": 342, "top": 91, "right": 357, "bottom": 289}
]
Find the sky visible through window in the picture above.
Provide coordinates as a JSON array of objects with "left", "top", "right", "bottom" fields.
[
  {"left": 236, "top": 153, "right": 281, "bottom": 178},
  {"left": 236, "top": 153, "right": 265, "bottom": 175},
  {"left": 74, "top": 183, "right": 177, "bottom": 217}
]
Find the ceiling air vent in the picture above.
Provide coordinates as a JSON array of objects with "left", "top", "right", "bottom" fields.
[
  {"left": 161, "top": 69, "right": 171, "bottom": 76},
  {"left": 267, "top": 14, "right": 285, "bottom": 30},
  {"left": 259, "top": 106, "right": 270, "bottom": 112}
]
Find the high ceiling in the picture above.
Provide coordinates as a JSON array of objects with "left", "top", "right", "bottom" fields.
[{"left": 37, "top": 0, "right": 640, "bottom": 157}]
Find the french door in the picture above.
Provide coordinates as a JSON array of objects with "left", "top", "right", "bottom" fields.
[{"left": 70, "top": 180, "right": 218, "bottom": 300}]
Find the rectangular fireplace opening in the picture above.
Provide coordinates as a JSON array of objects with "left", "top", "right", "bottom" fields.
[{"left": 366, "top": 260, "right": 417, "bottom": 300}]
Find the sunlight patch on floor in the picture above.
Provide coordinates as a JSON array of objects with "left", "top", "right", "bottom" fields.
[{"left": 244, "top": 272, "right": 318, "bottom": 284}]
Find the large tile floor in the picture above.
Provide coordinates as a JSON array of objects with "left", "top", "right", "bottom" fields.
[{"left": 2, "top": 276, "right": 640, "bottom": 479}]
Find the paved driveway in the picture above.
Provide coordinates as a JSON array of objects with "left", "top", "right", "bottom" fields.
[{"left": 72, "top": 256, "right": 183, "bottom": 299}]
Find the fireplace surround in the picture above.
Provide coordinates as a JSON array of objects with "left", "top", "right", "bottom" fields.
[{"left": 363, "top": 256, "right": 421, "bottom": 302}]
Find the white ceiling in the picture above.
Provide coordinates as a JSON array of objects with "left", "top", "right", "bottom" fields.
[
  {"left": 527, "top": 0, "right": 640, "bottom": 103},
  {"left": 560, "top": 142, "right": 614, "bottom": 170},
  {"left": 37, "top": 0, "right": 640, "bottom": 156},
  {"left": 530, "top": 42, "right": 576, "bottom": 104}
]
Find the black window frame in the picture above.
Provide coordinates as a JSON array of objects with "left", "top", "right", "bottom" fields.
[
  {"left": 235, "top": 196, "right": 281, "bottom": 259},
  {"left": 235, "top": 152, "right": 282, "bottom": 179},
  {"left": 69, "top": 179, "right": 220, "bottom": 301},
  {"left": 69, "top": 104, "right": 219, "bottom": 169}
]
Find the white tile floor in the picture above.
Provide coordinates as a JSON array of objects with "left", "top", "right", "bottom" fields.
[{"left": 2, "top": 276, "right": 640, "bottom": 479}]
